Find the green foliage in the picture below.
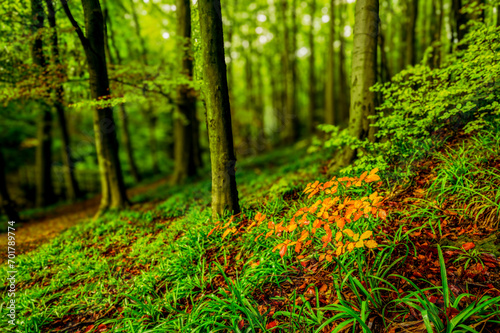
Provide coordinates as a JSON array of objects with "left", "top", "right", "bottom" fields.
[{"left": 314, "top": 19, "right": 500, "bottom": 179}]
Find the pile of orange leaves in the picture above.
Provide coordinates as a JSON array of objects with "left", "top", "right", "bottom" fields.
[{"left": 208, "top": 168, "right": 386, "bottom": 261}]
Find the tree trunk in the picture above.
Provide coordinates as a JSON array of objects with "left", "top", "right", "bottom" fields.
[
  {"left": 338, "top": 0, "right": 350, "bottom": 124},
  {"left": 497, "top": 5, "right": 500, "bottom": 27},
  {"left": 0, "top": 150, "right": 20, "bottom": 221},
  {"left": 198, "top": 0, "right": 240, "bottom": 219},
  {"left": 172, "top": 0, "right": 198, "bottom": 184},
  {"left": 255, "top": 55, "right": 265, "bottom": 152},
  {"left": 129, "top": 0, "right": 159, "bottom": 173},
  {"left": 32, "top": 0, "right": 55, "bottom": 208},
  {"left": 147, "top": 108, "right": 160, "bottom": 174},
  {"left": 280, "top": 0, "right": 298, "bottom": 144},
  {"left": 324, "top": 0, "right": 337, "bottom": 125},
  {"left": 61, "top": 0, "right": 128, "bottom": 214},
  {"left": 103, "top": 4, "right": 141, "bottom": 183},
  {"left": 338, "top": 0, "right": 379, "bottom": 167},
  {"left": 289, "top": 0, "right": 298, "bottom": 140},
  {"left": 452, "top": 0, "right": 467, "bottom": 44},
  {"left": 398, "top": 1, "right": 408, "bottom": 71},
  {"left": 308, "top": 0, "right": 316, "bottom": 134},
  {"left": 118, "top": 105, "right": 141, "bottom": 182},
  {"left": 378, "top": 25, "right": 391, "bottom": 83},
  {"left": 44, "top": 0, "right": 80, "bottom": 201},
  {"left": 406, "top": 0, "right": 418, "bottom": 66},
  {"left": 429, "top": 0, "right": 443, "bottom": 68}
]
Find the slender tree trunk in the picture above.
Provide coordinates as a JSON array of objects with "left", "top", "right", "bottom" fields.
[
  {"left": 103, "top": 4, "right": 141, "bottom": 183},
  {"left": 308, "top": 0, "right": 316, "bottom": 134},
  {"left": 324, "top": 0, "right": 337, "bottom": 125},
  {"left": 0, "top": 150, "right": 20, "bottom": 221},
  {"left": 118, "top": 106, "right": 141, "bottom": 182},
  {"left": 44, "top": 0, "right": 80, "bottom": 201},
  {"left": 338, "top": 0, "right": 379, "bottom": 168},
  {"left": 280, "top": 0, "right": 298, "bottom": 144},
  {"left": 338, "top": 0, "right": 350, "bottom": 124},
  {"left": 172, "top": 0, "right": 198, "bottom": 184},
  {"left": 255, "top": 54, "right": 265, "bottom": 152},
  {"left": 32, "top": 0, "right": 55, "bottom": 208},
  {"left": 452, "top": 0, "right": 467, "bottom": 44},
  {"left": 497, "top": 5, "right": 500, "bottom": 27},
  {"left": 406, "top": 0, "right": 418, "bottom": 66},
  {"left": 398, "top": 1, "right": 408, "bottom": 71},
  {"left": 198, "top": 0, "right": 240, "bottom": 219},
  {"left": 289, "top": 0, "right": 298, "bottom": 139},
  {"left": 147, "top": 109, "right": 159, "bottom": 174},
  {"left": 61, "top": 0, "right": 128, "bottom": 214},
  {"left": 378, "top": 25, "right": 391, "bottom": 83},
  {"left": 129, "top": 0, "right": 159, "bottom": 173},
  {"left": 429, "top": 0, "right": 443, "bottom": 68}
]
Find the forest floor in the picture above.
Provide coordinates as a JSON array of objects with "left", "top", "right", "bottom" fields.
[
  {"left": 0, "top": 177, "right": 169, "bottom": 264},
  {"left": 1, "top": 132, "right": 500, "bottom": 332}
]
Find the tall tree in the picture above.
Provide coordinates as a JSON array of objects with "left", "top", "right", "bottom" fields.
[
  {"left": 103, "top": 3, "right": 142, "bottom": 183},
  {"left": 44, "top": 0, "right": 80, "bottom": 201},
  {"left": 280, "top": 0, "right": 298, "bottom": 144},
  {"left": 429, "top": 0, "right": 444, "bottom": 68},
  {"left": 172, "top": 0, "right": 198, "bottom": 184},
  {"left": 308, "top": 0, "right": 317, "bottom": 134},
  {"left": 452, "top": 0, "right": 468, "bottom": 44},
  {"left": 398, "top": 1, "right": 408, "bottom": 71},
  {"left": 324, "top": 0, "right": 337, "bottom": 125},
  {"left": 61, "top": 0, "right": 128, "bottom": 214},
  {"left": 337, "top": 0, "right": 379, "bottom": 168},
  {"left": 128, "top": 0, "right": 160, "bottom": 174},
  {"left": 406, "top": 0, "right": 419, "bottom": 66},
  {"left": 32, "top": 0, "right": 55, "bottom": 208},
  {"left": 0, "top": 150, "right": 20, "bottom": 221},
  {"left": 198, "top": 0, "right": 240, "bottom": 219},
  {"left": 338, "top": 0, "right": 350, "bottom": 124}
]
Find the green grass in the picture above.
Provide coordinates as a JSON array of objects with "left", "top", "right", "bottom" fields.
[{"left": 2, "top": 132, "right": 500, "bottom": 332}]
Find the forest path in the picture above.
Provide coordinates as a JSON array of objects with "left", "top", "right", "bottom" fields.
[{"left": 0, "top": 177, "right": 169, "bottom": 263}]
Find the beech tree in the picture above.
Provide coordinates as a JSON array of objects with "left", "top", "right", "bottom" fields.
[
  {"left": 44, "top": 0, "right": 80, "bottom": 201},
  {"left": 324, "top": 0, "right": 337, "bottom": 126},
  {"left": 61, "top": 0, "right": 128, "bottom": 214},
  {"left": 32, "top": 0, "right": 55, "bottom": 208},
  {"left": 103, "top": 4, "right": 142, "bottom": 183},
  {"left": 198, "top": 0, "right": 240, "bottom": 219},
  {"left": 172, "top": 0, "right": 198, "bottom": 184},
  {"left": 338, "top": 0, "right": 379, "bottom": 167}
]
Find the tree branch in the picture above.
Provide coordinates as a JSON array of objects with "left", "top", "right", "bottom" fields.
[{"left": 59, "top": 0, "right": 88, "bottom": 49}]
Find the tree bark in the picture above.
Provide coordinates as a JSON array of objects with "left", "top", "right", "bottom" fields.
[
  {"left": 497, "top": 5, "right": 500, "bottom": 27},
  {"left": 172, "top": 0, "right": 198, "bottom": 184},
  {"left": 129, "top": 0, "right": 159, "bottom": 174},
  {"left": 198, "top": 0, "right": 240, "bottom": 219},
  {"left": 378, "top": 25, "right": 391, "bottom": 83},
  {"left": 61, "top": 0, "right": 128, "bottom": 214},
  {"left": 338, "top": 0, "right": 350, "bottom": 124},
  {"left": 338, "top": 0, "right": 379, "bottom": 167},
  {"left": 0, "top": 150, "right": 20, "bottom": 221},
  {"left": 452, "top": 0, "right": 467, "bottom": 44},
  {"left": 308, "top": 0, "right": 316, "bottom": 134},
  {"left": 103, "top": 4, "right": 141, "bottom": 183},
  {"left": 280, "top": 0, "right": 298, "bottom": 144},
  {"left": 32, "top": 0, "right": 55, "bottom": 208},
  {"left": 398, "top": 1, "right": 408, "bottom": 71},
  {"left": 406, "top": 0, "right": 418, "bottom": 66},
  {"left": 429, "top": 0, "right": 443, "bottom": 68},
  {"left": 44, "top": 0, "right": 80, "bottom": 201},
  {"left": 324, "top": 0, "right": 337, "bottom": 125}
]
